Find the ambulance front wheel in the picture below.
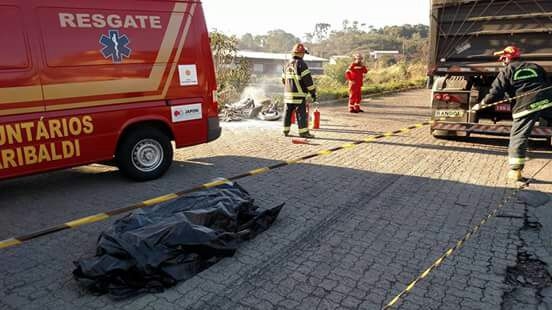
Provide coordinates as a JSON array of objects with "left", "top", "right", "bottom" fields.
[{"left": 116, "top": 127, "right": 173, "bottom": 181}]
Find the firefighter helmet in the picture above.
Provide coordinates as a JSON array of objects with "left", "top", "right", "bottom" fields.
[
  {"left": 291, "top": 43, "right": 309, "bottom": 55},
  {"left": 494, "top": 46, "right": 521, "bottom": 62}
]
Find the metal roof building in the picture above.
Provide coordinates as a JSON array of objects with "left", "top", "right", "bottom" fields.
[{"left": 236, "top": 50, "right": 328, "bottom": 76}]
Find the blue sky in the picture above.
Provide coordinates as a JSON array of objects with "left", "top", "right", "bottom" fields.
[{"left": 202, "top": 0, "right": 430, "bottom": 39}]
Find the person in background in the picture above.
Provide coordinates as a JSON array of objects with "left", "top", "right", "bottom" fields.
[{"left": 345, "top": 53, "right": 368, "bottom": 113}]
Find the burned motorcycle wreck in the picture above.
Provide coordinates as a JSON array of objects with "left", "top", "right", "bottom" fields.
[{"left": 220, "top": 97, "right": 281, "bottom": 122}]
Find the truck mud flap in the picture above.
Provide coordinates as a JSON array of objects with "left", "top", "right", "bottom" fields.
[{"left": 432, "top": 122, "right": 552, "bottom": 137}]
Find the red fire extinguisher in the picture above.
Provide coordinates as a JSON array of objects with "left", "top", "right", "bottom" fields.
[
  {"left": 313, "top": 107, "right": 320, "bottom": 129},
  {"left": 291, "top": 110, "right": 296, "bottom": 124},
  {"left": 312, "top": 102, "right": 320, "bottom": 129}
]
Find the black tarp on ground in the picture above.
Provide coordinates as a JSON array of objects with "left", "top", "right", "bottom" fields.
[{"left": 73, "top": 182, "right": 284, "bottom": 298}]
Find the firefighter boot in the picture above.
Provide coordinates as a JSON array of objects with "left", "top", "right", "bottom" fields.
[
  {"left": 507, "top": 169, "right": 523, "bottom": 182},
  {"left": 299, "top": 132, "right": 315, "bottom": 139}
]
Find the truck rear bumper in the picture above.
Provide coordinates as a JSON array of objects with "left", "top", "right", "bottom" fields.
[
  {"left": 207, "top": 116, "right": 222, "bottom": 142},
  {"left": 432, "top": 122, "right": 552, "bottom": 137}
]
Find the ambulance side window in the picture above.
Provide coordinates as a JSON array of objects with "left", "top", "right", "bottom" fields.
[{"left": 0, "top": 7, "right": 30, "bottom": 70}]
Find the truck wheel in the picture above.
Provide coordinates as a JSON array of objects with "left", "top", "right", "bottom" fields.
[{"left": 116, "top": 127, "right": 173, "bottom": 181}]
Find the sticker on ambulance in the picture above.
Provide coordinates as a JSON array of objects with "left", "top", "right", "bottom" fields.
[
  {"left": 178, "top": 65, "right": 198, "bottom": 86},
  {"left": 435, "top": 110, "right": 464, "bottom": 118},
  {"left": 171, "top": 104, "right": 202, "bottom": 123}
]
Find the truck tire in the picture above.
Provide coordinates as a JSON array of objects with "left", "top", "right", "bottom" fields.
[{"left": 116, "top": 127, "right": 173, "bottom": 181}]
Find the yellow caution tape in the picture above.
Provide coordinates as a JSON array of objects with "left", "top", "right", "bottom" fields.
[
  {"left": 142, "top": 193, "right": 179, "bottom": 206},
  {"left": 65, "top": 213, "right": 110, "bottom": 228},
  {"left": 202, "top": 179, "right": 230, "bottom": 189},
  {"left": 0, "top": 238, "right": 22, "bottom": 249},
  {"left": 249, "top": 167, "right": 270, "bottom": 176}
]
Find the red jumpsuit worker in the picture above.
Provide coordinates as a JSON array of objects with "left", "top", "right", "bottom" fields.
[{"left": 345, "top": 53, "right": 368, "bottom": 113}]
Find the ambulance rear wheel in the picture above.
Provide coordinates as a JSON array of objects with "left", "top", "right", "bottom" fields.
[{"left": 116, "top": 127, "right": 173, "bottom": 181}]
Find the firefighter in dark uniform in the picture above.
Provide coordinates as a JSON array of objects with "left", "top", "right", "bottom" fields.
[
  {"left": 473, "top": 46, "right": 552, "bottom": 181},
  {"left": 282, "top": 43, "right": 317, "bottom": 138}
]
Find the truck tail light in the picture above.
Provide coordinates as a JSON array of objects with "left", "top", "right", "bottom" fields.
[{"left": 434, "top": 93, "right": 461, "bottom": 103}]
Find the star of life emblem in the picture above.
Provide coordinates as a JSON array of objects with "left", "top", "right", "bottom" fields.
[{"left": 100, "top": 30, "right": 131, "bottom": 63}]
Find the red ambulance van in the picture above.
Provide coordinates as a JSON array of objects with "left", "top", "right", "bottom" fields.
[{"left": 0, "top": 0, "right": 220, "bottom": 181}]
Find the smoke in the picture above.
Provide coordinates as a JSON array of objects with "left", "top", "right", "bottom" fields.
[
  {"left": 240, "top": 86, "right": 268, "bottom": 103},
  {"left": 240, "top": 78, "right": 280, "bottom": 105}
]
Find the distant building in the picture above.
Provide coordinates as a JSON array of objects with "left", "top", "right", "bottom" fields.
[
  {"left": 329, "top": 55, "right": 351, "bottom": 65},
  {"left": 236, "top": 50, "right": 328, "bottom": 76},
  {"left": 369, "top": 50, "right": 400, "bottom": 59}
]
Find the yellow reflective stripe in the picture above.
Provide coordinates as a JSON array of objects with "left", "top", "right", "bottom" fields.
[
  {"left": 298, "top": 127, "right": 310, "bottom": 133},
  {"left": 283, "top": 126, "right": 291, "bottom": 131},
  {"left": 318, "top": 150, "right": 332, "bottom": 155},
  {"left": 301, "top": 69, "right": 311, "bottom": 77},
  {"left": 509, "top": 157, "right": 526, "bottom": 165},
  {"left": 284, "top": 92, "right": 306, "bottom": 97},
  {"left": 514, "top": 68, "right": 538, "bottom": 81},
  {"left": 285, "top": 73, "right": 299, "bottom": 79},
  {"left": 307, "top": 85, "right": 316, "bottom": 91},
  {"left": 0, "top": 238, "right": 22, "bottom": 249},
  {"left": 66, "top": 213, "right": 110, "bottom": 228},
  {"left": 342, "top": 143, "right": 355, "bottom": 148},
  {"left": 513, "top": 100, "right": 552, "bottom": 119},
  {"left": 290, "top": 69, "right": 305, "bottom": 96},
  {"left": 143, "top": 193, "right": 179, "bottom": 206}
]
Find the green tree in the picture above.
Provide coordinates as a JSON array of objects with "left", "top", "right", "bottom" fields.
[
  {"left": 210, "top": 31, "right": 251, "bottom": 103},
  {"left": 238, "top": 33, "right": 260, "bottom": 50},
  {"left": 323, "top": 57, "right": 351, "bottom": 85},
  {"left": 262, "top": 29, "right": 300, "bottom": 53},
  {"left": 313, "top": 23, "right": 331, "bottom": 42}
]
